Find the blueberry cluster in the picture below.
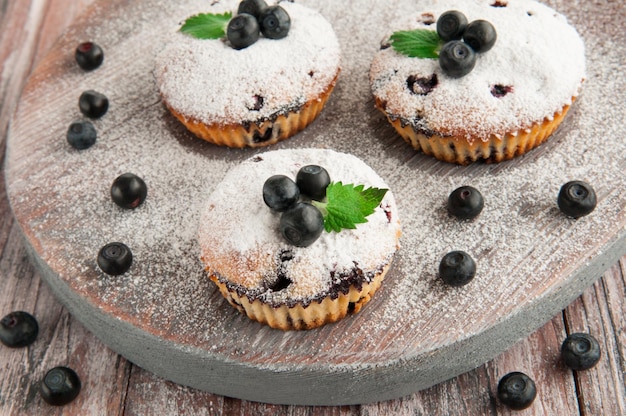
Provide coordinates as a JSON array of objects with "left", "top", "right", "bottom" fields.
[
  {"left": 497, "top": 332, "right": 601, "bottom": 410},
  {"left": 0, "top": 311, "right": 82, "bottom": 406},
  {"left": 439, "top": 180, "right": 596, "bottom": 287},
  {"left": 263, "top": 165, "right": 330, "bottom": 247},
  {"left": 66, "top": 41, "right": 108, "bottom": 150},
  {"left": 71, "top": 41, "right": 144, "bottom": 275},
  {"left": 227, "top": 0, "right": 291, "bottom": 49},
  {"left": 436, "top": 10, "right": 497, "bottom": 78}
]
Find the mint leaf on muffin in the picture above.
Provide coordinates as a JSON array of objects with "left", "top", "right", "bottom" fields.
[
  {"left": 389, "top": 29, "right": 442, "bottom": 58},
  {"left": 180, "top": 12, "right": 232, "bottom": 40},
  {"left": 313, "top": 182, "right": 388, "bottom": 233}
]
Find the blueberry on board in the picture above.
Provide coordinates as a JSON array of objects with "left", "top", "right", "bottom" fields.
[
  {"left": 0, "top": 311, "right": 39, "bottom": 348},
  {"left": 561, "top": 333, "right": 601, "bottom": 371},
  {"left": 436, "top": 10, "right": 468, "bottom": 41},
  {"left": 280, "top": 203, "right": 324, "bottom": 247},
  {"left": 263, "top": 175, "right": 300, "bottom": 212},
  {"left": 296, "top": 165, "right": 330, "bottom": 201},
  {"left": 439, "top": 40, "right": 476, "bottom": 78},
  {"left": 78, "top": 90, "right": 109, "bottom": 118},
  {"left": 97, "top": 242, "right": 133, "bottom": 276},
  {"left": 447, "top": 186, "right": 484, "bottom": 219},
  {"left": 66, "top": 120, "right": 97, "bottom": 150},
  {"left": 39, "top": 366, "right": 81, "bottom": 406},
  {"left": 557, "top": 180, "right": 597, "bottom": 219},
  {"left": 463, "top": 19, "right": 497, "bottom": 53},
  {"left": 439, "top": 251, "right": 476, "bottom": 286},
  {"left": 111, "top": 173, "right": 147, "bottom": 209},
  {"left": 75, "top": 42, "right": 104, "bottom": 70},
  {"left": 227, "top": 13, "right": 260, "bottom": 49},
  {"left": 497, "top": 372, "right": 537, "bottom": 410},
  {"left": 259, "top": 5, "right": 291, "bottom": 39},
  {"left": 237, "top": 0, "right": 268, "bottom": 19}
]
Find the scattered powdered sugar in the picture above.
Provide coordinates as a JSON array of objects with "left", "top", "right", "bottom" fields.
[
  {"left": 4, "top": 0, "right": 625, "bottom": 374},
  {"left": 155, "top": 1, "right": 341, "bottom": 125},
  {"left": 370, "top": 0, "right": 586, "bottom": 141},
  {"left": 197, "top": 149, "right": 400, "bottom": 302}
]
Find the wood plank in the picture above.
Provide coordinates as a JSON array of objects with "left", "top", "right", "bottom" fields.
[{"left": 563, "top": 261, "right": 626, "bottom": 416}]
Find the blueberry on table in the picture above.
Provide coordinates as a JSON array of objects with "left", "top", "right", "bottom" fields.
[
  {"left": 259, "top": 5, "right": 291, "bottom": 39},
  {"left": 447, "top": 185, "right": 484, "bottom": 219},
  {"left": 66, "top": 120, "right": 97, "bottom": 150},
  {"left": 111, "top": 173, "right": 147, "bottom": 209},
  {"left": 263, "top": 175, "right": 300, "bottom": 212},
  {"left": 557, "top": 180, "right": 597, "bottom": 219},
  {"left": 227, "top": 13, "right": 260, "bottom": 49},
  {"left": 75, "top": 41, "right": 104, "bottom": 70},
  {"left": 0, "top": 311, "right": 39, "bottom": 348},
  {"left": 439, "top": 40, "right": 476, "bottom": 78},
  {"left": 463, "top": 20, "right": 497, "bottom": 53},
  {"left": 280, "top": 203, "right": 324, "bottom": 247},
  {"left": 97, "top": 242, "right": 133, "bottom": 276},
  {"left": 237, "top": 0, "right": 268, "bottom": 19},
  {"left": 39, "top": 366, "right": 81, "bottom": 406},
  {"left": 78, "top": 90, "right": 109, "bottom": 118},
  {"left": 296, "top": 165, "right": 330, "bottom": 201},
  {"left": 437, "top": 10, "right": 468, "bottom": 41},
  {"left": 439, "top": 251, "right": 476, "bottom": 286},
  {"left": 561, "top": 332, "right": 601, "bottom": 371},
  {"left": 497, "top": 371, "right": 537, "bottom": 410}
]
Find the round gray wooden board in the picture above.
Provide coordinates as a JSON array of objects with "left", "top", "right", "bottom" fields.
[{"left": 5, "top": 0, "right": 626, "bottom": 406}]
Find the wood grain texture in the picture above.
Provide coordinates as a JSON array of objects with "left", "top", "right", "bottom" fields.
[{"left": 1, "top": 0, "right": 625, "bottom": 414}]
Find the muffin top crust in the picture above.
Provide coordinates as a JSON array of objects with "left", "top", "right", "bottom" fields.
[
  {"left": 198, "top": 149, "right": 401, "bottom": 307},
  {"left": 369, "top": 0, "right": 586, "bottom": 142},
  {"left": 155, "top": 1, "right": 340, "bottom": 126}
]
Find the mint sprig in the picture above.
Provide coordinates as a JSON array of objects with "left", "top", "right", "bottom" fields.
[
  {"left": 312, "top": 182, "right": 388, "bottom": 233},
  {"left": 180, "top": 12, "right": 232, "bottom": 40},
  {"left": 389, "top": 29, "right": 442, "bottom": 58}
]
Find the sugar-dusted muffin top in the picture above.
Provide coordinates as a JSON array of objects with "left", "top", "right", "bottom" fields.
[
  {"left": 155, "top": 1, "right": 340, "bottom": 126},
  {"left": 369, "top": 0, "right": 586, "bottom": 142},
  {"left": 198, "top": 149, "right": 401, "bottom": 307}
]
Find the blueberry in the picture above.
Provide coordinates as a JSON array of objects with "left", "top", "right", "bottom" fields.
[
  {"left": 561, "top": 333, "right": 601, "bottom": 371},
  {"left": 497, "top": 372, "right": 537, "bottom": 410},
  {"left": 280, "top": 203, "right": 324, "bottom": 247},
  {"left": 439, "top": 251, "right": 476, "bottom": 286},
  {"left": 447, "top": 186, "right": 484, "bottom": 220},
  {"left": 296, "top": 165, "right": 330, "bottom": 201},
  {"left": 0, "top": 311, "right": 39, "bottom": 348},
  {"left": 66, "top": 120, "right": 97, "bottom": 150},
  {"left": 227, "top": 13, "right": 260, "bottom": 49},
  {"left": 75, "top": 42, "right": 104, "bottom": 70},
  {"left": 237, "top": 0, "right": 267, "bottom": 19},
  {"left": 79, "top": 90, "right": 109, "bottom": 118},
  {"left": 557, "top": 180, "right": 597, "bottom": 219},
  {"left": 39, "top": 366, "right": 81, "bottom": 406},
  {"left": 111, "top": 173, "right": 147, "bottom": 209},
  {"left": 436, "top": 10, "right": 468, "bottom": 41},
  {"left": 263, "top": 175, "right": 300, "bottom": 212},
  {"left": 463, "top": 20, "right": 497, "bottom": 53},
  {"left": 97, "top": 242, "right": 133, "bottom": 276},
  {"left": 259, "top": 5, "right": 291, "bottom": 40},
  {"left": 439, "top": 40, "right": 476, "bottom": 78}
]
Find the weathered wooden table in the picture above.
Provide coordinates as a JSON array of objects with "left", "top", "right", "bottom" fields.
[{"left": 1, "top": 0, "right": 624, "bottom": 414}]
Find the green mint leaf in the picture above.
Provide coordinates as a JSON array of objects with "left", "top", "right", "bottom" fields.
[
  {"left": 180, "top": 12, "right": 232, "bottom": 40},
  {"left": 389, "top": 29, "right": 442, "bottom": 58},
  {"left": 313, "top": 182, "right": 388, "bottom": 233}
]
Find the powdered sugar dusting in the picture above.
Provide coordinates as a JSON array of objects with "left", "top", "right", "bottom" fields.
[
  {"left": 198, "top": 149, "right": 400, "bottom": 302},
  {"left": 4, "top": 0, "right": 625, "bottom": 384},
  {"left": 155, "top": 1, "right": 341, "bottom": 125},
  {"left": 370, "top": 0, "right": 586, "bottom": 141}
]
